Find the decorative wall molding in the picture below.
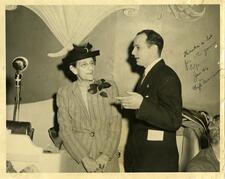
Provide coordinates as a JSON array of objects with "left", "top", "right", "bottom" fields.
[
  {"left": 25, "top": 5, "right": 140, "bottom": 58},
  {"left": 6, "top": 5, "right": 18, "bottom": 11},
  {"left": 162, "top": 5, "right": 206, "bottom": 21},
  {"left": 123, "top": 6, "right": 139, "bottom": 16},
  {"left": 9, "top": 5, "right": 206, "bottom": 58}
]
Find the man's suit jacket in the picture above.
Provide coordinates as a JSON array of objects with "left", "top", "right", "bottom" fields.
[
  {"left": 57, "top": 80, "right": 121, "bottom": 172},
  {"left": 126, "top": 59, "right": 182, "bottom": 172}
]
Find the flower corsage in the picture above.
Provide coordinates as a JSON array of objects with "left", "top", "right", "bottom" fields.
[{"left": 87, "top": 79, "right": 112, "bottom": 97}]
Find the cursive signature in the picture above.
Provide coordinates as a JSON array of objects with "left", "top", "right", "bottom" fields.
[
  {"left": 183, "top": 33, "right": 219, "bottom": 91},
  {"left": 192, "top": 69, "right": 220, "bottom": 91},
  {"left": 204, "top": 41, "right": 217, "bottom": 56},
  {"left": 183, "top": 34, "right": 214, "bottom": 58}
]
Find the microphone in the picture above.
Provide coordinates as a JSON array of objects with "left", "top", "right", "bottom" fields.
[
  {"left": 12, "top": 56, "right": 28, "bottom": 73},
  {"left": 12, "top": 56, "right": 28, "bottom": 87}
]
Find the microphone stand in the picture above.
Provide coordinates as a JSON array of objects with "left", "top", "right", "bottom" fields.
[{"left": 13, "top": 72, "right": 22, "bottom": 121}]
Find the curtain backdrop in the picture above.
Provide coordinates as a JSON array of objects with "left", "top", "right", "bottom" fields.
[
  {"left": 25, "top": 5, "right": 139, "bottom": 57},
  {"left": 6, "top": 5, "right": 205, "bottom": 57}
]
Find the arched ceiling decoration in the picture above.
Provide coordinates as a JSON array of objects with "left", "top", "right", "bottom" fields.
[
  {"left": 6, "top": 5, "right": 206, "bottom": 58},
  {"left": 7, "top": 5, "right": 140, "bottom": 58},
  {"left": 165, "top": 5, "right": 206, "bottom": 21}
]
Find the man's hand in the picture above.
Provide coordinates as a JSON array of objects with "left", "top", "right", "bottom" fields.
[
  {"left": 96, "top": 154, "right": 109, "bottom": 172},
  {"left": 81, "top": 157, "right": 99, "bottom": 172},
  {"left": 115, "top": 91, "right": 143, "bottom": 109}
]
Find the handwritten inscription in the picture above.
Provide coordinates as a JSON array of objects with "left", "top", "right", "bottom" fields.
[
  {"left": 183, "top": 34, "right": 219, "bottom": 91},
  {"left": 192, "top": 69, "right": 220, "bottom": 91},
  {"left": 184, "top": 34, "right": 213, "bottom": 58}
]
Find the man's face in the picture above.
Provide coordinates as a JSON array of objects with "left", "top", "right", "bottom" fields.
[
  {"left": 132, "top": 33, "right": 155, "bottom": 68},
  {"left": 74, "top": 57, "right": 95, "bottom": 81}
]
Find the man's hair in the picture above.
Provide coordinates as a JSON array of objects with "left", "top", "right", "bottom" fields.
[{"left": 137, "top": 29, "right": 164, "bottom": 56}]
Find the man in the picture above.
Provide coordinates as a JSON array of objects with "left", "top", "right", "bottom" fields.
[
  {"left": 57, "top": 43, "right": 121, "bottom": 172},
  {"left": 116, "top": 29, "right": 182, "bottom": 172}
]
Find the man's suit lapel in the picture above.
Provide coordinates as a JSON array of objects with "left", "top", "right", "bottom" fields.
[
  {"left": 136, "top": 73, "right": 144, "bottom": 92},
  {"left": 72, "top": 82, "right": 90, "bottom": 119},
  {"left": 137, "top": 59, "right": 165, "bottom": 94}
]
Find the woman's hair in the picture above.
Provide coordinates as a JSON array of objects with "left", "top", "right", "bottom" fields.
[{"left": 208, "top": 115, "right": 220, "bottom": 145}]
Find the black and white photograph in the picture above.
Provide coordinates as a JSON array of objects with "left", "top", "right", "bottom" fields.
[{"left": 2, "top": 0, "right": 224, "bottom": 178}]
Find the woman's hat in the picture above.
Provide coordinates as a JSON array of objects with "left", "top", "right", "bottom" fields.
[{"left": 62, "top": 43, "right": 100, "bottom": 65}]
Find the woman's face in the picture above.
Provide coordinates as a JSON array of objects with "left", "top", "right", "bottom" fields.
[{"left": 73, "top": 57, "right": 95, "bottom": 81}]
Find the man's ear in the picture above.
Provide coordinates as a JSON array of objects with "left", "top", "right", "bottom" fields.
[
  {"left": 150, "top": 44, "right": 159, "bottom": 56},
  {"left": 151, "top": 44, "right": 158, "bottom": 52},
  {"left": 69, "top": 65, "right": 78, "bottom": 75}
]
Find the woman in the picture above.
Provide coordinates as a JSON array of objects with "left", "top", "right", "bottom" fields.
[{"left": 57, "top": 43, "right": 122, "bottom": 172}]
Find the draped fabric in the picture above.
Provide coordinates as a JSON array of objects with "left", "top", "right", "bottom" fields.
[
  {"left": 7, "top": 5, "right": 205, "bottom": 57},
  {"left": 25, "top": 5, "right": 139, "bottom": 57}
]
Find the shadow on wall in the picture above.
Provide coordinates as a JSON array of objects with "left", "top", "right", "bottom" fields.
[
  {"left": 122, "top": 41, "right": 145, "bottom": 171},
  {"left": 126, "top": 41, "right": 144, "bottom": 77},
  {"left": 52, "top": 93, "right": 59, "bottom": 133}
]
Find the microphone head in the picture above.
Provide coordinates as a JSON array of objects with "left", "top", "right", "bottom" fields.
[{"left": 12, "top": 56, "right": 28, "bottom": 72}]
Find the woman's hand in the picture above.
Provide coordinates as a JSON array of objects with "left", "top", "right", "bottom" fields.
[
  {"left": 96, "top": 154, "right": 109, "bottom": 172},
  {"left": 82, "top": 157, "right": 99, "bottom": 172}
]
